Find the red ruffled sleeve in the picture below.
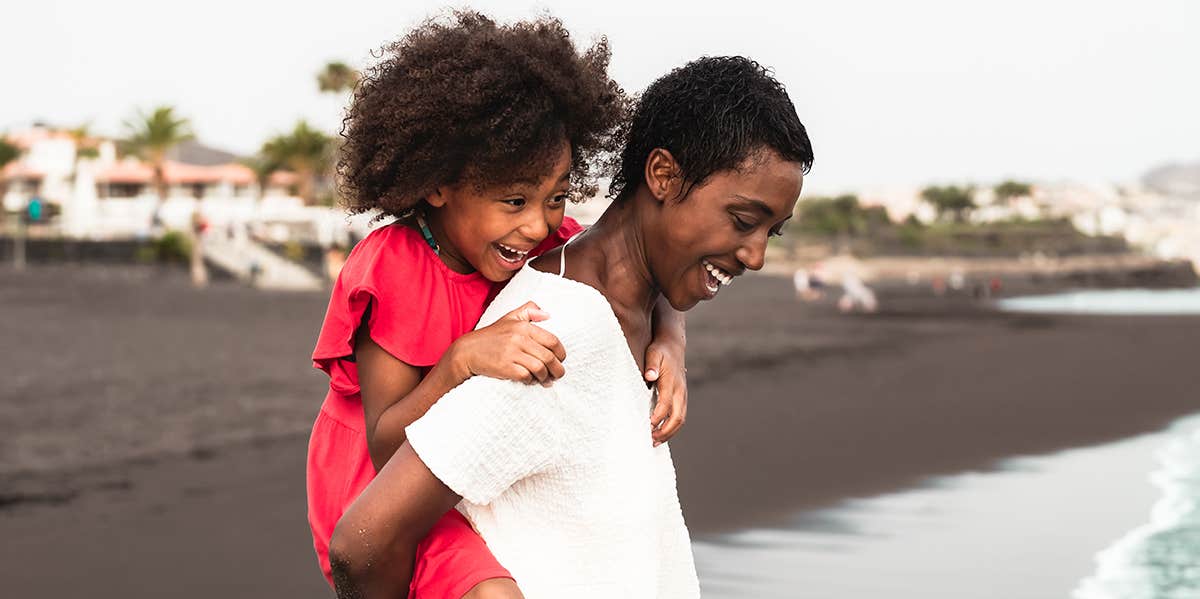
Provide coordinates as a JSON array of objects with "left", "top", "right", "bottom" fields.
[
  {"left": 311, "top": 224, "right": 492, "bottom": 395},
  {"left": 311, "top": 217, "right": 584, "bottom": 396}
]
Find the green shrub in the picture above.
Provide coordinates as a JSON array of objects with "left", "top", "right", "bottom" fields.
[
  {"left": 284, "top": 240, "right": 305, "bottom": 261},
  {"left": 135, "top": 245, "right": 157, "bottom": 263},
  {"left": 150, "top": 231, "right": 191, "bottom": 263}
]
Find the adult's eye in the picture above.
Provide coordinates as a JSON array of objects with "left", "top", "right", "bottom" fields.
[{"left": 731, "top": 214, "right": 754, "bottom": 232}]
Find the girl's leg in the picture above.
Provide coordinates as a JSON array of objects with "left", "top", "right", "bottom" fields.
[
  {"left": 462, "top": 577, "right": 524, "bottom": 599},
  {"left": 410, "top": 510, "right": 514, "bottom": 599}
]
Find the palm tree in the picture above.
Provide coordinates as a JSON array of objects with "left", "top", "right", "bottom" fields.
[
  {"left": 241, "top": 154, "right": 281, "bottom": 205},
  {"left": 68, "top": 123, "right": 100, "bottom": 160},
  {"left": 0, "top": 137, "right": 18, "bottom": 208},
  {"left": 317, "top": 61, "right": 360, "bottom": 94},
  {"left": 121, "top": 106, "right": 194, "bottom": 205},
  {"left": 239, "top": 153, "right": 283, "bottom": 241},
  {"left": 123, "top": 106, "right": 201, "bottom": 284},
  {"left": 261, "top": 121, "right": 333, "bottom": 205},
  {"left": 1, "top": 137, "right": 23, "bottom": 268}
]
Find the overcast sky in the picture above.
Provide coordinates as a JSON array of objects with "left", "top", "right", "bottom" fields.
[{"left": 4, "top": 0, "right": 1197, "bottom": 192}]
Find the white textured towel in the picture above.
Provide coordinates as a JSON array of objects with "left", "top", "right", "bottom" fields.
[{"left": 406, "top": 262, "right": 700, "bottom": 599}]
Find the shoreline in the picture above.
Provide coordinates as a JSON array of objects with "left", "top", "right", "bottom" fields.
[
  {"left": 674, "top": 277, "right": 1200, "bottom": 534},
  {"left": 762, "top": 250, "right": 1199, "bottom": 300},
  {"left": 693, "top": 415, "right": 1200, "bottom": 598}
]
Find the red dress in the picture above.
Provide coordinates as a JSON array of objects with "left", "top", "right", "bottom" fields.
[{"left": 307, "top": 217, "right": 583, "bottom": 597}]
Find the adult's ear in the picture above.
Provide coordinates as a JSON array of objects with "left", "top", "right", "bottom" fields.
[{"left": 643, "top": 148, "right": 682, "bottom": 203}]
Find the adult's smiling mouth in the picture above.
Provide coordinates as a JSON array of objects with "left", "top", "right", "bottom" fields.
[{"left": 701, "top": 259, "right": 735, "bottom": 297}]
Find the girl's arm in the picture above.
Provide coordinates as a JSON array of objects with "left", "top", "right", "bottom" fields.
[
  {"left": 357, "top": 332, "right": 461, "bottom": 472},
  {"left": 646, "top": 297, "right": 688, "bottom": 445},
  {"left": 328, "top": 443, "right": 458, "bottom": 598},
  {"left": 359, "top": 301, "right": 568, "bottom": 471}
]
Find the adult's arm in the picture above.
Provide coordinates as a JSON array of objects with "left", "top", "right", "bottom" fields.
[
  {"left": 334, "top": 371, "right": 563, "bottom": 598},
  {"left": 647, "top": 297, "right": 688, "bottom": 443},
  {"left": 328, "top": 442, "right": 459, "bottom": 599}
]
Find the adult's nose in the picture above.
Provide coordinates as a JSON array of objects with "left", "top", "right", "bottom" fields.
[{"left": 737, "top": 233, "right": 767, "bottom": 272}]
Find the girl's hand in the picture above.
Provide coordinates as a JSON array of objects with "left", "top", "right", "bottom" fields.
[
  {"left": 645, "top": 340, "right": 687, "bottom": 446},
  {"left": 448, "top": 301, "right": 567, "bottom": 386}
]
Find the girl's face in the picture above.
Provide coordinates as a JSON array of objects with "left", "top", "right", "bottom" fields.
[
  {"left": 649, "top": 150, "right": 805, "bottom": 310},
  {"left": 428, "top": 144, "right": 572, "bottom": 282}
]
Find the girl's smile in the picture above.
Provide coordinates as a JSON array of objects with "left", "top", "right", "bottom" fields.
[{"left": 426, "top": 142, "right": 573, "bottom": 283}]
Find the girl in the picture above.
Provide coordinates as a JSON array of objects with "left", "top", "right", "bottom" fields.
[
  {"left": 329, "top": 56, "right": 814, "bottom": 598},
  {"left": 307, "top": 12, "right": 690, "bottom": 598}
]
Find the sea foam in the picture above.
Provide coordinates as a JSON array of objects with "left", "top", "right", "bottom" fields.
[
  {"left": 1073, "top": 428, "right": 1200, "bottom": 598},
  {"left": 997, "top": 287, "right": 1200, "bottom": 315}
]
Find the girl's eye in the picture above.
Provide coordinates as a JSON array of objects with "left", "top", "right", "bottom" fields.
[
  {"left": 503, "top": 198, "right": 526, "bottom": 207},
  {"left": 548, "top": 194, "right": 568, "bottom": 207}
]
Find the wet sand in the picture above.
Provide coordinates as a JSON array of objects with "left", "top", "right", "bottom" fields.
[
  {"left": 2, "top": 265, "right": 1198, "bottom": 597},
  {"left": 675, "top": 275, "right": 1200, "bottom": 533}
]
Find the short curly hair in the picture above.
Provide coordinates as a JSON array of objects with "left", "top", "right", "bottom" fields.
[
  {"left": 608, "top": 56, "right": 814, "bottom": 201},
  {"left": 339, "top": 11, "right": 627, "bottom": 218}
]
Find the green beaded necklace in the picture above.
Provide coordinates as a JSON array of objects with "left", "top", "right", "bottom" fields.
[{"left": 414, "top": 212, "right": 440, "bottom": 255}]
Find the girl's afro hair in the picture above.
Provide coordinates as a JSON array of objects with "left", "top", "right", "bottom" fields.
[{"left": 339, "top": 10, "right": 627, "bottom": 218}]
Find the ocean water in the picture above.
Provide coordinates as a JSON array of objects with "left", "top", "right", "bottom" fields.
[
  {"left": 996, "top": 287, "right": 1200, "bottom": 315},
  {"left": 692, "top": 415, "right": 1200, "bottom": 598},
  {"left": 1072, "top": 427, "right": 1200, "bottom": 599}
]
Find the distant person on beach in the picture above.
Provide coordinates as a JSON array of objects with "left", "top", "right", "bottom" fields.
[
  {"left": 837, "top": 271, "right": 878, "bottom": 313},
  {"left": 304, "top": 12, "right": 691, "bottom": 599},
  {"left": 932, "top": 275, "right": 947, "bottom": 296},
  {"left": 793, "top": 268, "right": 822, "bottom": 302},
  {"left": 949, "top": 268, "right": 966, "bottom": 291},
  {"left": 811, "top": 261, "right": 828, "bottom": 292},
  {"left": 330, "top": 56, "right": 813, "bottom": 598},
  {"left": 794, "top": 268, "right": 811, "bottom": 300},
  {"left": 322, "top": 244, "right": 346, "bottom": 283}
]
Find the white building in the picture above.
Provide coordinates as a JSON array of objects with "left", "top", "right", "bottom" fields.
[{"left": 1, "top": 125, "right": 346, "bottom": 243}]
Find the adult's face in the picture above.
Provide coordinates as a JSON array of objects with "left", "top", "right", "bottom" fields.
[{"left": 648, "top": 149, "right": 805, "bottom": 310}]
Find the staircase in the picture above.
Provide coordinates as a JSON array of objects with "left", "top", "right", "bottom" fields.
[{"left": 202, "top": 234, "right": 324, "bottom": 291}]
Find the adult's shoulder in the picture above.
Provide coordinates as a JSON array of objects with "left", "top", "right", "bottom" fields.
[
  {"left": 528, "top": 216, "right": 585, "bottom": 259},
  {"left": 481, "top": 266, "right": 620, "bottom": 355}
]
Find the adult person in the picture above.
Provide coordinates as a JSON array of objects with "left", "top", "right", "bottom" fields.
[{"left": 330, "top": 56, "right": 814, "bottom": 599}]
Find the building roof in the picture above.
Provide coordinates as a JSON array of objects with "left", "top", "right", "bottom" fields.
[
  {"left": 268, "top": 170, "right": 300, "bottom": 187},
  {"left": 0, "top": 161, "right": 44, "bottom": 180},
  {"left": 3, "top": 126, "right": 281, "bottom": 187},
  {"left": 3, "top": 128, "right": 73, "bottom": 150},
  {"left": 96, "top": 160, "right": 256, "bottom": 186}
]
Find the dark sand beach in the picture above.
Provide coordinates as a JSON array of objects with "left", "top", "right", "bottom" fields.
[{"left": 2, "top": 264, "right": 1198, "bottom": 597}]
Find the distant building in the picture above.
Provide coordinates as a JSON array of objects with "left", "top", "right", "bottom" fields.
[
  {"left": 814, "top": 178, "right": 1200, "bottom": 270},
  {"left": 1, "top": 125, "right": 310, "bottom": 239},
  {"left": 853, "top": 185, "right": 935, "bottom": 224}
]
